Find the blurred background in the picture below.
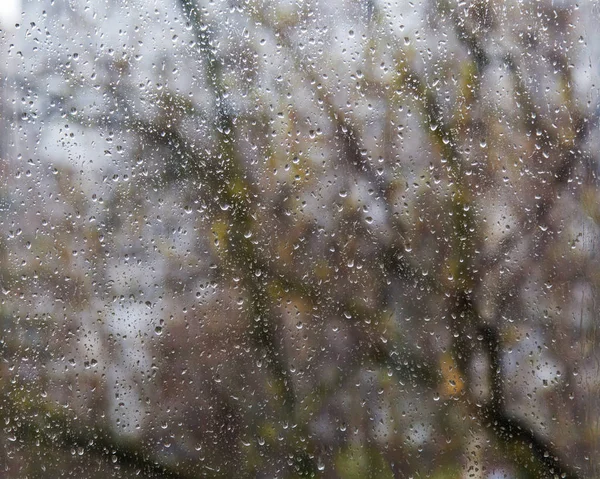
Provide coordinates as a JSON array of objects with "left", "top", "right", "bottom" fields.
[{"left": 1, "top": 0, "right": 599, "bottom": 477}]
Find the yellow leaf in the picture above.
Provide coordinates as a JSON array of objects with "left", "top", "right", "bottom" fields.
[{"left": 439, "top": 353, "right": 464, "bottom": 397}]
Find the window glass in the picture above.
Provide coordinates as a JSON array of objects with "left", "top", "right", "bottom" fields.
[{"left": 0, "top": 0, "right": 598, "bottom": 477}]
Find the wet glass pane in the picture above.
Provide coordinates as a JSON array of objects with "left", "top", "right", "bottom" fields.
[{"left": 0, "top": 0, "right": 598, "bottom": 477}]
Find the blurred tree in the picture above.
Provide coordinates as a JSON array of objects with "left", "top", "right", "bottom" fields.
[{"left": 1, "top": 0, "right": 599, "bottom": 478}]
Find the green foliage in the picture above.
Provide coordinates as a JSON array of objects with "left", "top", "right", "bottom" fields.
[{"left": 335, "top": 446, "right": 394, "bottom": 479}]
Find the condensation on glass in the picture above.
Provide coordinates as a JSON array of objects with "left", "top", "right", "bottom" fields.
[{"left": 0, "top": 0, "right": 598, "bottom": 477}]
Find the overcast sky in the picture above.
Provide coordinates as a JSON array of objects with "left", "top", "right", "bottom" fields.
[{"left": 0, "top": 0, "right": 21, "bottom": 28}]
